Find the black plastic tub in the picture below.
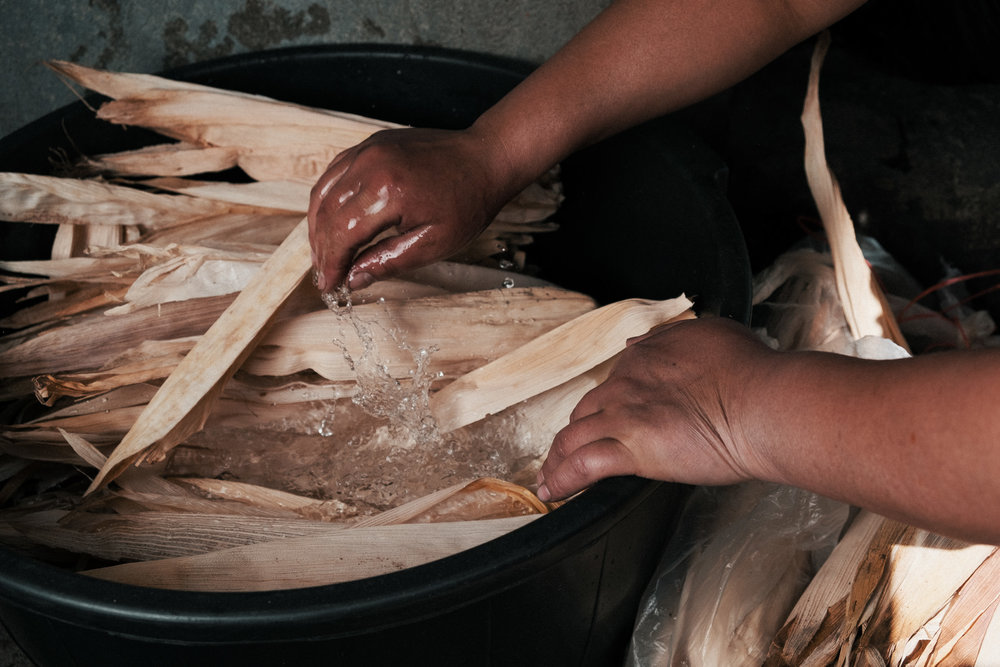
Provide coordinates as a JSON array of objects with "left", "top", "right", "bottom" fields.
[{"left": 0, "top": 45, "right": 751, "bottom": 667}]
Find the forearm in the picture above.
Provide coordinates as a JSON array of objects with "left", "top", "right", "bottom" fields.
[
  {"left": 471, "top": 0, "right": 866, "bottom": 193},
  {"left": 748, "top": 349, "right": 1000, "bottom": 542}
]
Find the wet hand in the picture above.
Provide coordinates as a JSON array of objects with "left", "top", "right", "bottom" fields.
[
  {"left": 308, "top": 127, "right": 510, "bottom": 293},
  {"left": 537, "top": 318, "right": 775, "bottom": 501}
]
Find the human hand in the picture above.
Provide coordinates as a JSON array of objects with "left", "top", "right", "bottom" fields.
[
  {"left": 536, "top": 318, "right": 777, "bottom": 501},
  {"left": 308, "top": 127, "right": 514, "bottom": 293}
]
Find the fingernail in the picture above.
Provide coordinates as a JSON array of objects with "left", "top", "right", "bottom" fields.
[
  {"left": 348, "top": 271, "right": 374, "bottom": 291},
  {"left": 537, "top": 484, "right": 550, "bottom": 502}
]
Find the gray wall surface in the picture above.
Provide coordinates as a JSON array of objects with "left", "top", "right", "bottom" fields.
[{"left": 1, "top": 0, "right": 611, "bottom": 138}]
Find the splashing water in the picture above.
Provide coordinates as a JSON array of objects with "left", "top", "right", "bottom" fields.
[
  {"left": 324, "top": 287, "right": 440, "bottom": 445},
  {"left": 171, "top": 287, "right": 548, "bottom": 515}
]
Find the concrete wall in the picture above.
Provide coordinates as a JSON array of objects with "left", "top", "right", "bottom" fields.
[{"left": 1, "top": 0, "right": 611, "bottom": 137}]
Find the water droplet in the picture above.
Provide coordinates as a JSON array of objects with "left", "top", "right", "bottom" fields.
[{"left": 502, "top": 277, "right": 515, "bottom": 288}]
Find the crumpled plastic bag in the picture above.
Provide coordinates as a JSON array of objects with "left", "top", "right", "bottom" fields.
[{"left": 626, "top": 483, "right": 849, "bottom": 667}]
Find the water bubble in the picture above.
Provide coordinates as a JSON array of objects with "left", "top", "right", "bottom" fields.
[{"left": 502, "top": 277, "right": 515, "bottom": 288}]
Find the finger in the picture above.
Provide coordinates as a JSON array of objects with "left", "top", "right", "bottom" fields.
[
  {"left": 308, "top": 150, "right": 355, "bottom": 232},
  {"left": 312, "top": 187, "right": 400, "bottom": 293},
  {"left": 624, "top": 317, "right": 693, "bottom": 347},
  {"left": 347, "top": 223, "right": 453, "bottom": 290},
  {"left": 544, "top": 408, "right": 626, "bottom": 478},
  {"left": 537, "top": 438, "right": 636, "bottom": 501},
  {"left": 308, "top": 162, "right": 357, "bottom": 291},
  {"left": 567, "top": 382, "right": 616, "bottom": 423}
]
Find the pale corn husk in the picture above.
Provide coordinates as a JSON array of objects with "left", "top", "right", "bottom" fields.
[
  {"left": 138, "top": 211, "right": 304, "bottom": 246},
  {"left": 51, "top": 220, "right": 123, "bottom": 258},
  {"left": 49, "top": 58, "right": 397, "bottom": 183},
  {"left": 172, "top": 477, "right": 352, "bottom": 518},
  {"left": 0, "top": 172, "right": 238, "bottom": 229},
  {"left": 103, "top": 250, "right": 272, "bottom": 315},
  {"left": 0, "top": 293, "right": 239, "bottom": 378},
  {"left": 920, "top": 550, "right": 1000, "bottom": 666},
  {"left": 82, "top": 514, "right": 539, "bottom": 591},
  {"left": 2, "top": 509, "right": 350, "bottom": 561},
  {"left": 85, "top": 142, "right": 240, "bottom": 177},
  {"left": 853, "top": 533, "right": 998, "bottom": 666},
  {"left": 0, "top": 254, "right": 141, "bottom": 283},
  {"left": 7, "top": 476, "right": 544, "bottom": 565},
  {"left": 799, "top": 34, "right": 907, "bottom": 352},
  {"left": 430, "top": 295, "right": 695, "bottom": 433},
  {"left": 48, "top": 59, "right": 400, "bottom": 146},
  {"left": 143, "top": 177, "right": 311, "bottom": 212},
  {"left": 0, "top": 285, "right": 127, "bottom": 330},
  {"left": 86, "top": 218, "right": 312, "bottom": 491},
  {"left": 243, "top": 287, "right": 596, "bottom": 381}
]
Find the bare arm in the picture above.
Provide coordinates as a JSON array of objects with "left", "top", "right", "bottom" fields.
[
  {"left": 470, "top": 0, "right": 867, "bottom": 194},
  {"left": 308, "top": 0, "right": 866, "bottom": 292},
  {"left": 751, "top": 334, "right": 1000, "bottom": 543},
  {"left": 537, "top": 318, "right": 1000, "bottom": 544}
]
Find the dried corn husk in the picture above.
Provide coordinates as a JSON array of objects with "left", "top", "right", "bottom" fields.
[
  {"left": 799, "top": 34, "right": 907, "bottom": 351},
  {"left": 5, "top": 475, "right": 543, "bottom": 567},
  {"left": 430, "top": 295, "right": 695, "bottom": 432},
  {"left": 0, "top": 285, "right": 128, "bottom": 330},
  {"left": 0, "top": 293, "right": 238, "bottom": 378},
  {"left": 82, "top": 514, "right": 538, "bottom": 591},
  {"left": 2, "top": 509, "right": 348, "bottom": 561},
  {"left": 85, "top": 142, "right": 240, "bottom": 177},
  {"left": 244, "top": 287, "right": 596, "bottom": 381},
  {"left": 85, "top": 218, "right": 312, "bottom": 491},
  {"left": 0, "top": 172, "right": 237, "bottom": 229}
]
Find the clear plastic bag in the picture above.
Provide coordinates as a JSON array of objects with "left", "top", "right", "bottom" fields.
[{"left": 626, "top": 483, "right": 849, "bottom": 667}]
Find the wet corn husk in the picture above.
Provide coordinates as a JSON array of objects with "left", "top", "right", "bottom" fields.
[{"left": 0, "top": 60, "right": 689, "bottom": 591}]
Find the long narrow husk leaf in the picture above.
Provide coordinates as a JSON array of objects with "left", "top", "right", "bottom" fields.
[
  {"left": 765, "top": 510, "right": 892, "bottom": 665},
  {"left": 87, "top": 218, "right": 313, "bottom": 492},
  {"left": 85, "top": 143, "right": 240, "bottom": 177},
  {"left": 244, "top": 287, "right": 596, "bottom": 381},
  {"left": 0, "top": 293, "right": 237, "bottom": 377},
  {"left": 46, "top": 59, "right": 400, "bottom": 133},
  {"left": 0, "top": 172, "right": 235, "bottom": 229},
  {"left": 4, "top": 509, "right": 348, "bottom": 561},
  {"left": 801, "top": 33, "right": 907, "bottom": 350},
  {"left": 82, "top": 515, "right": 538, "bottom": 591},
  {"left": 430, "top": 296, "right": 694, "bottom": 433}
]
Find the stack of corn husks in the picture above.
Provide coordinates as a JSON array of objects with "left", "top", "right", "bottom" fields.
[{"left": 0, "top": 61, "right": 695, "bottom": 591}]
